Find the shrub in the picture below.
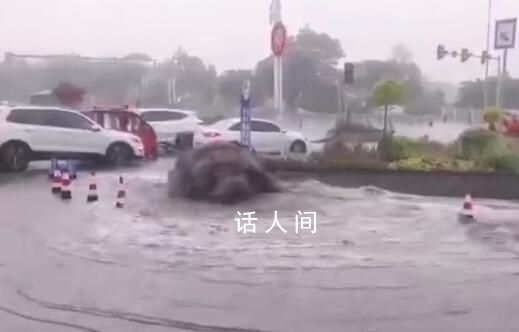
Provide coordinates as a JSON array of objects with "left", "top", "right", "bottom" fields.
[
  {"left": 381, "top": 136, "right": 458, "bottom": 161},
  {"left": 483, "top": 107, "right": 504, "bottom": 131},
  {"left": 388, "top": 157, "right": 483, "bottom": 172},
  {"left": 375, "top": 136, "right": 398, "bottom": 162},
  {"left": 481, "top": 153, "right": 519, "bottom": 173},
  {"left": 458, "top": 128, "right": 501, "bottom": 160},
  {"left": 323, "top": 139, "right": 378, "bottom": 162}
]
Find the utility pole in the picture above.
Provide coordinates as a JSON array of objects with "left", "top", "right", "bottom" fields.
[
  {"left": 496, "top": 56, "right": 502, "bottom": 108},
  {"left": 343, "top": 62, "right": 354, "bottom": 123},
  {"left": 483, "top": 0, "right": 493, "bottom": 109},
  {"left": 494, "top": 17, "right": 517, "bottom": 109}
]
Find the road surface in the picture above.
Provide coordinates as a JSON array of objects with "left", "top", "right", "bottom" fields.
[{"left": 0, "top": 159, "right": 518, "bottom": 332}]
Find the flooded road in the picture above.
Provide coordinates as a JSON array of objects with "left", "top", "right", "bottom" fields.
[
  {"left": 284, "top": 112, "right": 474, "bottom": 144},
  {"left": 1, "top": 158, "right": 519, "bottom": 332}
]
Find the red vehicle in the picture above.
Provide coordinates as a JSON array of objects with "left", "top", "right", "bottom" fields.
[
  {"left": 503, "top": 112, "right": 519, "bottom": 137},
  {"left": 83, "top": 106, "right": 159, "bottom": 159}
]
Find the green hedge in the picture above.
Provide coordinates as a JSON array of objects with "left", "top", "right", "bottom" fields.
[
  {"left": 458, "top": 128, "right": 500, "bottom": 160},
  {"left": 481, "top": 153, "right": 519, "bottom": 173},
  {"left": 382, "top": 136, "right": 458, "bottom": 161}
]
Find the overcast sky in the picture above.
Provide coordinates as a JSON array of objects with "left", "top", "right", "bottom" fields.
[{"left": 0, "top": 0, "right": 517, "bottom": 84}]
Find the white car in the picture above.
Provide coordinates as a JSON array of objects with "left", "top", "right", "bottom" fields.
[
  {"left": 137, "top": 108, "right": 203, "bottom": 148},
  {"left": 194, "top": 117, "right": 309, "bottom": 155},
  {"left": 0, "top": 106, "right": 145, "bottom": 172}
]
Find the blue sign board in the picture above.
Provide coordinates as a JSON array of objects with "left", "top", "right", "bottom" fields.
[{"left": 240, "top": 81, "right": 252, "bottom": 149}]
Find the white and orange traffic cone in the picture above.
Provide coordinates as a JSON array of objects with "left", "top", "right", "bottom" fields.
[
  {"left": 60, "top": 171, "right": 72, "bottom": 200},
  {"left": 458, "top": 194, "right": 475, "bottom": 222},
  {"left": 86, "top": 172, "right": 99, "bottom": 203},
  {"left": 115, "top": 176, "right": 125, "bottom": 208},
  {"left": 51, "top": 168, "right": 62, "bottom": 194}
]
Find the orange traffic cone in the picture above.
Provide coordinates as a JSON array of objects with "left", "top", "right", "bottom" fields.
[
  {"left": 115, "top": 176, "right": 125, "bottom": 208},
  {"left": 51, "top": 168, "right": 62, "bottom": 194},
  {"left": 458, "top": 194, "right": 475, "bottom": 221},
  {"left": 61, "top": 172, "right": 72, "bottom": 200},
  {"left": 86, "top": 172, "right": 99, "bottom": 203}
]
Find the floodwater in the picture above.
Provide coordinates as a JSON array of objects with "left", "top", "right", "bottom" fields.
[
  {"left": 0, "top": 158, "right": 519, "bottom": 331},
  {"left": 284, "top": 112, "right": 473, "bottom": 144}
]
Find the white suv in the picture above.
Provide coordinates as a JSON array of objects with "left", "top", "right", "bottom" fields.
[{"left": 0, "top": 106, "right": 145, "bottom": 172}]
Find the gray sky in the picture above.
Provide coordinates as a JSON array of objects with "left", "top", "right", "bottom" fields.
[{"left": 0, "top": 0, "right": 517, "bottom": 84}]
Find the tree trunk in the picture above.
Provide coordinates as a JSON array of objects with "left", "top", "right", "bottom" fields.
[
  {"left": 379, "top": 104, "right": 390, "bottom": 162},
  {"left": 383, "top": 104, "right": 388, "bottom": 137}
]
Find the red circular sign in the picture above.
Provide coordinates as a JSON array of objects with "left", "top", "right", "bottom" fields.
[{"left": 271, "top": 22, "right": 287, "bottom": 56}]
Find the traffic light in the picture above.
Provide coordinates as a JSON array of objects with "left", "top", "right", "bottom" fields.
[
  {"left": 436, "top": 44, "right": 447, "bottom": 60},
  {"left": 344, "top": 62, "right": 354, "bottom": 85},
  {"left": 460, "top": 48, "right": 471, "bottom": 63},
  {"left": 481, "top": 51, "right": 488, "bottom": 64}
]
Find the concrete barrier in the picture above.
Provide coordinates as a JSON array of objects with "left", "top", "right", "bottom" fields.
[{"left": 263, "top": 158, "right": 519, "bottom": 200}]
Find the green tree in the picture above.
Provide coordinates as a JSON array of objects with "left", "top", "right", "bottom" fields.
[
  {"left": 352, "top": 59, "right": 422, "bottom": 106},
  {"left": 455, "top": 77, "right": 519, "bottom": 110},
  {"left": 483, "top": 106, "right": 504, "bottom": 132},
  {"left": 167, "top": 49, "right": 217, "bottom": 107},
  {"left": 217, "top": 69, "right": 254, "bottom": 108},
  {"left": 122, "top": 53, "right": 154, "bottom": 62},
  {"left": 253, "top": 27, "right": 345, "bottom": 112},
  {"left": 372, "top": 80, "right": 405, "bottom": 137},
  {"left": 141, "top": 48, "right": 217, "bottom": 108},
  {"left": 456, "top": 79, "right": 485, "bottom": 109},
  {"left": 404, "top": 89, "right": 445, "bottom": 115}
]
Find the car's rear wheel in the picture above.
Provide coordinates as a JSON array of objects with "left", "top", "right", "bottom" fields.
[
  {"left": 0, "top": 142, "right": 30, "bottom": 172},
  {"left": 289, "top": 140, "right": 307, "bottom": 154},
  {"left": 105, "top": 143, "right": 133, "bottom": 167}
]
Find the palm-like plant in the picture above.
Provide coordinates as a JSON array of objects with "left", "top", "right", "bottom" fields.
[
  {"left": 483, "top": 106, "right": 503, "bottom": 132},
  {"left": 371, "top": 80, "right": 405, "bottom": 138}
]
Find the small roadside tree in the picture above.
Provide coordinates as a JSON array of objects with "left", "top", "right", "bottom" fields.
[
  {"left": 483, "top": 106, "right": 503, "bottom": 132},
  {"left": 371, "top": 80, "right": 405, "bottom": 161},
  {"left": 372, "top": 80, "right": 405, "bottom": 137}
]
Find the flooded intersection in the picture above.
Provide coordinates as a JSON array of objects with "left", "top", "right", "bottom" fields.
[{"left": 0, "top": 159, "right": 519, "bottom": 332}]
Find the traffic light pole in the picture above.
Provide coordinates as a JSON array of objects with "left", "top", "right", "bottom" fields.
[
  {"left": 437, "top": 44, "right": 503, "bottom": 108},
  {"left": 481, "top": 54, "right": 503, "bottom": 108},
  {"left": 496, "top": 55, "right": 502, "bottom": 108},
  {"left": 483, "top": 54, "right": 503, "bottom": 108}
]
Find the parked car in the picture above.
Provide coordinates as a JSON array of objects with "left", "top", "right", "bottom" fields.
[
  {"left": 136, "top": 108, "right": 203, "bottom": 151},
  {"left": 0, "top": 106, "right": 145, "bottom": 172},
  {"left": 83, "top": 106, "right": 159, "bottom": 159},
  {"left": 503, "top": 110, "right": 519, "bottom": 137},
  {"left": 194, "top": 117, "right": 309, "bottom": 155}
]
